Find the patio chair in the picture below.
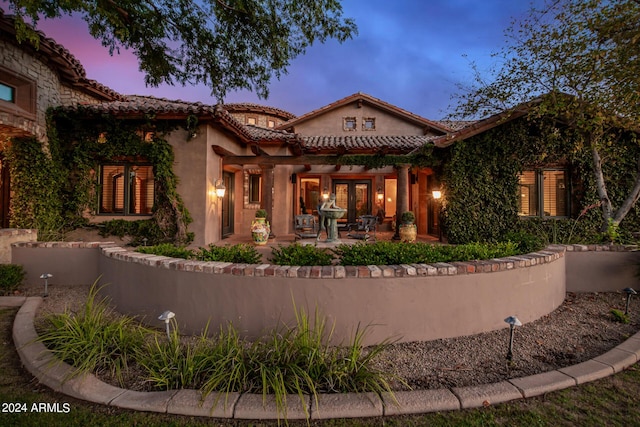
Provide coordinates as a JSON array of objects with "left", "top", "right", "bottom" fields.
[
  {"left": 346, "top": 215, "right": 378, "bottom": 241},
  {"left": 294, "top": 214, "right": 319, "bottom": 240}
]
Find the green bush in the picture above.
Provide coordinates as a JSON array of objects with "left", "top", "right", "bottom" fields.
[
  {"left": 270, "top": 243, "right": 334, "bottom": 266},
  {"left": 610, "top": 309, "right": 630, "bottom": 324},
  {"left": 136, "top": 243, "right": 194, "bottom": 259},
  {"left": 0, "top": 264, "right": 25, "bottom": 295},
  {"left": 335, "top": 241, "right": 521, "bottom": 266},
  {"left": 502, "top": 230, "right": 547, "bottom": 253},
  {"left": 196, "top": 244, "right": 261, "bottom": 264}
]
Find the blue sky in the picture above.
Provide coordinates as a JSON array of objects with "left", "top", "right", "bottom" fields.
[{"left": 27, "top": 1, "right": 544, "bottom": 119}]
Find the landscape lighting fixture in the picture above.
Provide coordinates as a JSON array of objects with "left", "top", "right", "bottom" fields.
[
  {"left": 39, "top": 273, "right": 53, "bottom": 297},
  {"left": 158, "top": 310, "right": 176, "bottom": 339},
  {"left": 504, "top": 315, "right": 522, "bottom": 362},
  {"left": 432, "top": 190, "right": 442, "bottom": 200},
  {"left": 624, "top": 287, "right": 637, "bottom": 315},
  {"left": 214, "top": 179, "right": 226, "bottom": 198}
]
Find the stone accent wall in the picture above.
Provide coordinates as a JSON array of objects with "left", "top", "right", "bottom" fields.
[
  {"left": 0, "top": 39, "right": 103, "bottom": 142},
  {"left": 0, "top": 228, "right": 37, "bottom": 263}
]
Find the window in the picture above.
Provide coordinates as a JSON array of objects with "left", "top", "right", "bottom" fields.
[
  {"left": 0, "top": 66, "right": 36, "bottom": 117},
  {"left": 518, "top": 169, "right": 568, "bottom": 217},
  {"left": 247, "top": 117, "right": 257, "bottom": 125},
  {"left": 248, "top": 173, "right": 261, "bottom": 204},
  {"left": 267, "top": 120, "right": 275, "bottom": 128},
  {"left": 300, "top": 177, "right": 320, "bottom": 214},
  {"left": 343, "top": 117, "right": 357, "bottom": 131},
  {"left": 99, "top": 164, "right": 154, "bottom": 215},
  {"left": 363, "top": 117, "right": 376, "bottom": 131},
  {"left": 0, "top": 83, "right": 14, "bottom": 102}
]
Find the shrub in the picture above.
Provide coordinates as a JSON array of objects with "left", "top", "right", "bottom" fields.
[
  {"left": 502, "top": 231, "right": 546, "bottom": 254},
  {"left": 136, "top": 243, "right": 194, "bottom": 259},
  {"left": 0, "top": 264, "right": 25, "bottom": 295},
  {"left": 196, "top": 244, "right": 261, "bottom": 264},
  {"left": 335, "top": 241, "right": 521, "bottom": 266},
  {"left": 400, "top": 211, "right": 415, "bottom": 224},
  {"left": 270, "top": 243, "right": 334, "bottom": 266}
]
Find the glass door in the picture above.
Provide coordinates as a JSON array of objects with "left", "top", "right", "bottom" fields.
[{"left": 333, "top": 180, "right": 371, "bottom": 225}]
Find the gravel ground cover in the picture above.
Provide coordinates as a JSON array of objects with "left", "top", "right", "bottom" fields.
[{"left": 18, "top": 282, "right": 639, "bottom": 391}]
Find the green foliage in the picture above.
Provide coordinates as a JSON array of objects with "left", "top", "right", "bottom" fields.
[
  {"left": 5, "top": 137, "right": 65, "bottom": 236},
  {"left": 196, "top": 244, "right": 261, "bottom": 264},
  {"left": 335, "top": 241, "right": 520, "bottom": 266},
  {"left": 400, "top": 211, "right": 415, "bottom": 224},
  {"left": 9, "top": 0, "right": 357, "bottom": 100},
  {"left": 0, "top": 264, "right": 25, "bottom": 295},
  {"left": 610, "top": 309, "right": 630, "bottom": 324},
  {"left": 270, "top": 243, "right": 334, "bottom": 266},
  {"left": 501, "top": 231, "right": 546, "bottom": 254},
  {"left": 255, "top": 209, "right": 267, "bottom": 218},
  {"left": 37, "top": 281, "right": 149, "bottom": 386},
  {"left": 136, "top": 243, "right": 195, "bottom": 259}
]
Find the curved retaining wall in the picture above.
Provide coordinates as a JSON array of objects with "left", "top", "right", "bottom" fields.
[
  {"left": 13, "top": 241, "right": 637, "bottom": 346},
  {"left": 95, "top": 246, "right": 566, "bottom": 345}
]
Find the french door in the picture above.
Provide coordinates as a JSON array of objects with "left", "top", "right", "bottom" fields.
[{"left": 333, "top": 180, "right": 371, "bottom": 225}]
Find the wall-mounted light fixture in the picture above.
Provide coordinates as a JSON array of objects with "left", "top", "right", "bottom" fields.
[
  {"left": 322, "top": 187, "right": 329, "bottom": 200},
  {"left": 214, "top": 179, "right": 226, "bottom": 198},
  {"left": 377, "top": 187, "right": 384, "bottom": 202},
  {"left": 432, "top": 190, "right": 442, "bottom": 200}
]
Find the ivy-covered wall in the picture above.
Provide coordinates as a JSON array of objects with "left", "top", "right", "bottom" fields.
[
  {"left": 440, "top": 117, "right": 640, "bottom": 244},
  {"left": 7, "top": 108, "right": 192, "bottom": 244}
]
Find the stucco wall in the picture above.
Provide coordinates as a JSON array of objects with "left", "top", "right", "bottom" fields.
[
  {"left": 566, "top": 246, "right": 640, "bottom": 292},
  {"left": 293, "top": 103, "right": 427, "bottom": 136},
  {"left": 16, "top": 243, "right": 636, "bottom": 346}
]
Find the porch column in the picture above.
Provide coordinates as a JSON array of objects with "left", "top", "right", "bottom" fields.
[
  {"left": 260, "top": 163, "right": 276, "bottom": 238},
  {"left": 393, "top": 164, "right": 410, "bottom": 240}
]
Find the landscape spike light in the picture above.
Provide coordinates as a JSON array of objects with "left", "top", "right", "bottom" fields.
[
  {"left": 158, "top": 310, "right": 175, "bottom": 339},
  {"left": 504, "top": 315, "right": 522, "bottom": 362},
  {"left": 39, "top": 273, "right": 53, "bottom": 297},
  {"left": 623, "top": 287, "right": 637, "bottom": 315}
]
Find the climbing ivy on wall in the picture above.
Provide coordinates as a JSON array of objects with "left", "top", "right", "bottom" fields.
[
  {"left": 5, "top": 137, "right": 64, "bottom": 240},
  {"left": 439, "top": 117, "right": 640, "bottom": 244},
  {"left": 7, "top": 107, "right": 192, "bottom": 244}
]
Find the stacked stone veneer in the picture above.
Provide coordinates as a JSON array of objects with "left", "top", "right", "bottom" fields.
[
  {"left": 0, "top": 228, "right": 36, "bottom": 263},
  {"left": 1, "top": 39, "right": 104, "bottom": 142}
]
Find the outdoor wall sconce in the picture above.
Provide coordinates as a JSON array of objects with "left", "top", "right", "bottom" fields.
[
  {"left": 624, "top": 287, "right": 637, "bottom": 315},
  {"left": 322, "top": 187, "right": 329, "bottom": 200},
  {"left": 432, "top": 190, "right": 442, "bottom": 200},
  {"left": 39, "top": 273, "right": 53, "bottom": 297},
  {"left": 158, "top": 310, "right": 175, "bottom": 339},
  {"left": 377, "top": 187, "right": 384, "bottom": 201},
  {"left": 214, "top": 179, "right": 226, "bottom": 198},
  {"left": 504, "top": 315, "right": 522, "bottom": 361}
]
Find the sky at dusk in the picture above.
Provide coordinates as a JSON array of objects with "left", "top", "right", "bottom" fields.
[{"left": 5, "top": 1, "right": 544, "bottom": 120}]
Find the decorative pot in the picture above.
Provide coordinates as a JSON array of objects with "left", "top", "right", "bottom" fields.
[
  {"left": 251, "top": 218, "right": 270, "bottom": 245},
  {"left": 399, "top": 223, "right": 417, "bottom": 243}
]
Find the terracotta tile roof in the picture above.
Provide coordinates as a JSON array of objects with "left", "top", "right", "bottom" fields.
[
  {"left": 244, "top": 124, "right": 299, "bottom": 142},
  {"left": 0, "top": 13, "right": 123, "bottom": 101},
  {"left": 300, "top": 135, "right": 436, "bottom": 153},
  {"left": 223, "top": 103, "right": 296, "bottom": 120}
]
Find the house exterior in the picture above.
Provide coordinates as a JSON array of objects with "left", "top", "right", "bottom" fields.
[
  {"left": 0, "top": 15, "right": 453, "bottom": 246},
  {"left": 3, "top": 14, "right": 636, "bottom": 247}
]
